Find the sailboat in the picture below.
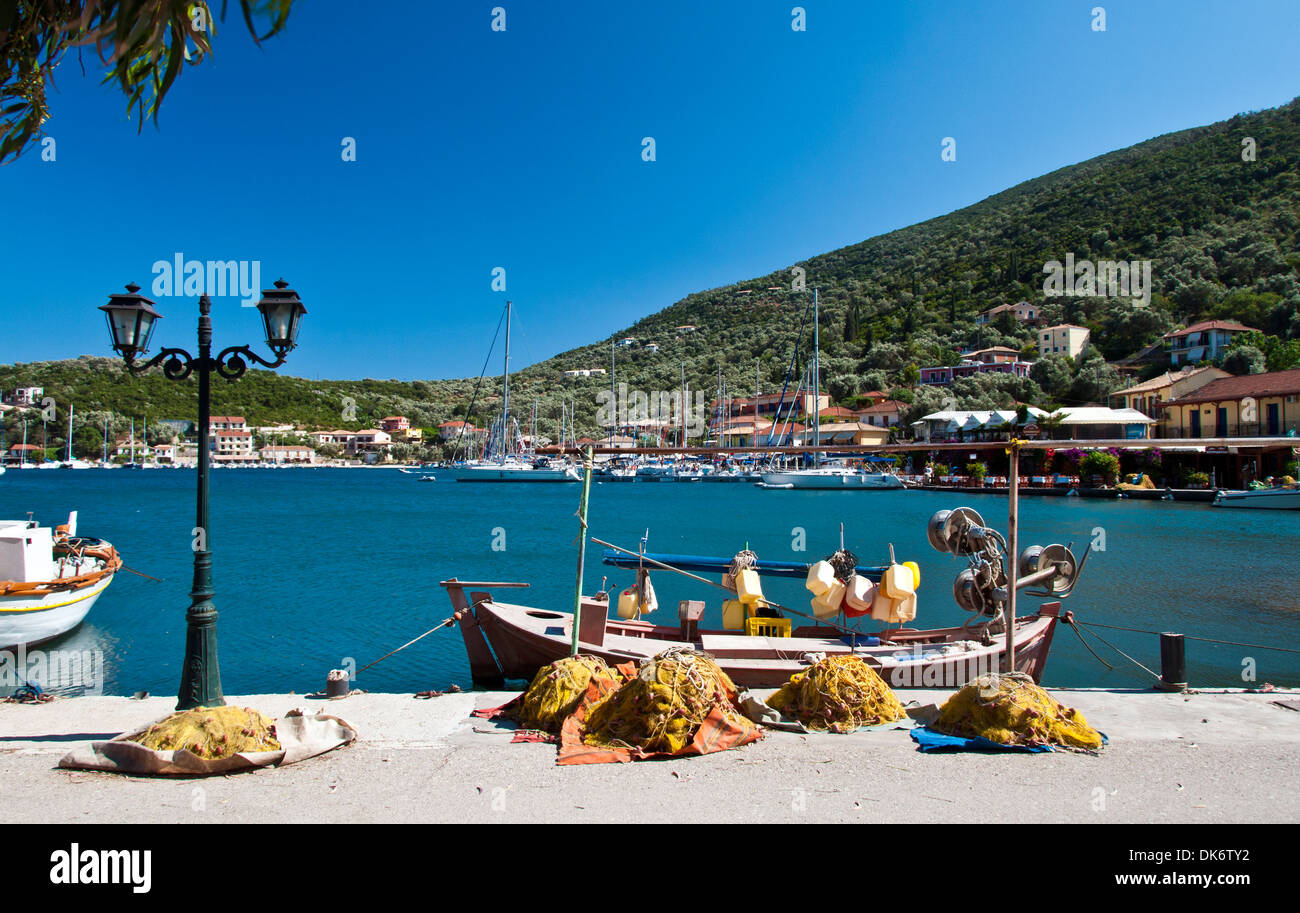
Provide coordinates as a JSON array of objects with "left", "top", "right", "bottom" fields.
[
  {"left": 758, "top": 288, "right": 903, "bottom": 490},
  {"left": 139, "top": 416, "right": 158, "bottom": 468},
  {"left": 18, "top": 421, "right": 36, "bottom": 469},
  {"left": 60, "top": 404, "right": 94, "bottom": 469},
  {"left": 98, "top": 415, "right": 119, "bottom": 469},
  {"left": 439, "top": 301, "right": 579, "bottom": 483}
]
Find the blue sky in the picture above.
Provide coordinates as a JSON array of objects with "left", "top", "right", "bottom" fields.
[{"left": 2, "top": 0, "right": 1298, "bottom": 380}]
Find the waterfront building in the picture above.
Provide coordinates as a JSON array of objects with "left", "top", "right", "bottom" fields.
[
  {"left": 1107, "top": 366, "right": 1230, "bottom": 424},
  {"left": 912, "top": 408, "right": 1051, "bottom": 443},
  {"left": 212, "top": 428, "right": 255, "bottom": 463},
  {"left": 1047, "top": 406, "right": 1156, "bottom": 440},
  {"left": 1157, "top": 367, "right": 1300, "bottom": 438},
  {"left": 260, "top": 444, "right": 317, "bottom": 464},
  {"left": 209, "top": 415, "right": 247, "bottom": 433},
  {"left": 812, "top": 422, "right": 891, "bottom": 446}
]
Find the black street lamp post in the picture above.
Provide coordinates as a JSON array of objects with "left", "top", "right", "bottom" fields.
[{"left": 100, "top": 280, "right": 306, "bottom": 710}]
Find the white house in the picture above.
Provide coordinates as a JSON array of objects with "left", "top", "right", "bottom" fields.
[{"left": 1038, "top": 325, "right": 1091, "bottom": 360}]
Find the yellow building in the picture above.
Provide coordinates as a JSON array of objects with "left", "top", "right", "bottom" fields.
[
  {"left": 1107, "top": 366, "right": 1229, "bottom": 428},
  {"left": 1158, "top": 368, "right": 1300, "bottom": 438}
]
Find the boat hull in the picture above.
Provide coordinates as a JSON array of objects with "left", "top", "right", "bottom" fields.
[
  {"left": 444, "top": 581, "right": 1060, "bottom": 689},
  {"left": 0, "top": 576, "right": 113, "bottom": 649},
  {"left": 759, "top": 470, "right": 905, "bottom": 489},
  {"left": 439, "top": 464, "right": 580, "bottom": 482},
  {"left": 1212, "top": 488, "right": 1300, "bottom": 509}
]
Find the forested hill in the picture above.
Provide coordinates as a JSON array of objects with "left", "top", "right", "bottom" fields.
[
  {"left": 4, "top": 97, "right": 1299, "bottom": 446},
  {"left": 518, "top": 95, "right": 1300, "bottom": 417}
]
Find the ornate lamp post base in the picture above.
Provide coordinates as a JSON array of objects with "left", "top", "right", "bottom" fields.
[{"left": 177, "top": 604, "right": 224, "bottom": 710}]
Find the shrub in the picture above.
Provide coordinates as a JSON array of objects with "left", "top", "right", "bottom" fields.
[{"left": 1079, "top": 451, "right": 1120, "bottom": 485}]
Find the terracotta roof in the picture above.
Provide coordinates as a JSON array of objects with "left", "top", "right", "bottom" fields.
[
  {"left": 1160, "top": 368, "right": 1300, "bottom": 407},
  {"left": 1113, "top": 366, "right": 1223, "bottom": 397},
  {"left": 856, "top": 400, "right": 903, "bottom": 414},
  {"left": 1163, "top": 320, "right": 1254, "bottom": 338}
]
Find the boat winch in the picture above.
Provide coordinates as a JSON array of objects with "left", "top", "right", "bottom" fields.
[{"left": 928, "top": 508, "right": 1091, "bottom": 618}]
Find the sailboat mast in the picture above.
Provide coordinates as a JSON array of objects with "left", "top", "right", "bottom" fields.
[
  {"left": 812, "top": 287, "right": 820, "bottom": 464},
  {"left": 609, "top": 338, "right": 616, "bottom": 447},
  {"left": 680, "top": 363, "right": 687, "bottom": 448},
  {"left": 66, "top": 403, "right": 74, "bottom": 462},
  {"left": 502, "top": 300, "right": 512, "bottom": 460}
]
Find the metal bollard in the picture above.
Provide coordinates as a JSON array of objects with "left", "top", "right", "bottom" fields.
[
  {"left": 325, "top": 668, "right": 351, "bottom": 698},
  {"left": 1156, "top": 632, "right": 1186, "bottom": 692}
]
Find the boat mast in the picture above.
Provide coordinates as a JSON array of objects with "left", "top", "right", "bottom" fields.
[
  {"left": 501, "top": 300, "right": 511, "bottom": 462},
  {"left": 609, "top": 337, "right": 616, "bottom": 448},
  {"left": 812, "top": 287, "right": 820, "bottom": 466},
  {"left": 66, "top": 403, "right": 74, "bottom": 462},
  {"left": 103, "top": 415, "right": 109, "bottom": 463},
  {"left": 680, "top": 363, "right": 687, "bottom": 448}
]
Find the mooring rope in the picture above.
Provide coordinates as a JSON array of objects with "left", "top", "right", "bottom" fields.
[{"left": 1071, "top": 618, "right": 1300, "bottom": 655}]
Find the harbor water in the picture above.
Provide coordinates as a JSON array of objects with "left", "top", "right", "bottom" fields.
[{"left": 3, "top": 468, "right": 1298, "bottom": 695}]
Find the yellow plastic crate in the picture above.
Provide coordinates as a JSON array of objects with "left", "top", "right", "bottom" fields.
[{"left": 745, "top": 617, "right": 792, "bottom": 638}]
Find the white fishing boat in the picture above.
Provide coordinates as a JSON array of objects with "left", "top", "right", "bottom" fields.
[
  {"left": 1212, "top": 486, "right": 1300, "bottom": 510},
  {"left": 0, "top": 513, "right": 121, "bottom": 649}
]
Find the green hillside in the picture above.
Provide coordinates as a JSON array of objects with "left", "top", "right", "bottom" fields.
[{"left": 5, "top": 97, "right": 1300, "bottom": 455}]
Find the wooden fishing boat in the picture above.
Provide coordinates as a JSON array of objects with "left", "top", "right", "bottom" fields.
[
  {"left": 443, "top": 578, "right": 1062, "bottom": 689},
  {"left": 0, "top": 513, "right": 122, "bottom": 649},
  {"left": 443, "top": 500, "right": 1091, "bottom": 689}
]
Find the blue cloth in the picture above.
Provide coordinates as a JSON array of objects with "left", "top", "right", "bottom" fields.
[
  {"left": 911, "top": 726, "right": 1055, "bottom": 753},
  {"left": 910, "top": 726, "right": 1107, "bottom": 753}
]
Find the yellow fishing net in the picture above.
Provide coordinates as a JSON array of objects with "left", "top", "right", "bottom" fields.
[
  {"left": 583, "top": 649, "right": 749, "bottom": 755},
  {"left": 1117, "top": 473, "right": 1156, "bottom": 490},
  {"left": 131, "top": 706, "right": 281, "bottom": 759},
  {"left": 768, "top": 655, "right": 908, "bottom": 732},
  {"left": 516, "top": 654, "right": 620, "bottom": 733},
  {"left": 932, "top": 673, "right": 1104, "bottom": 751}
]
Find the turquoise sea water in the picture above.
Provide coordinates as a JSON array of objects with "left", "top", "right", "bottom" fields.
[{"left": 2, "top": 467, "right": 1298, "bottom": 695}]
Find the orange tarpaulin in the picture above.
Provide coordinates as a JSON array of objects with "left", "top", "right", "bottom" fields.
[{"left": 556, "top": 676, "right": 762, "bottom": 766}]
